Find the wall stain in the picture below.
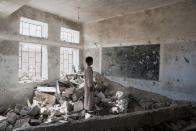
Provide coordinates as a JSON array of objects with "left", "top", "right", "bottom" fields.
[{"left": 184, "top": 57, "right": 190, "bottom": 63}]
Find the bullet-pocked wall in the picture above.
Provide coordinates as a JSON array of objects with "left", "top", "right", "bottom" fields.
[
  {"left": 83, "top": 0, "right": 196, "bottom": 101},
  {"left": 0, "top": 6, "right": 83, "bottom": 108}
]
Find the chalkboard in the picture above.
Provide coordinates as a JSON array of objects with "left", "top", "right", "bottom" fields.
[{"left": 101, "top": 44, "right": 160, "bottom": 81}]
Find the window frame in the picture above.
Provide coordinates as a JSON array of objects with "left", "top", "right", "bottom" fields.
[
  {"left": 19, "top": 42, "right": 48, "bottom": 83},
  {"left": 20, "top": 17, "right": 48, "bottom": 38},
  {"left": 60, "top": 47, "right": 74, "bottom": 77},
  {"left": 60, "top": 27, "right": 80, "bottom": 44}
]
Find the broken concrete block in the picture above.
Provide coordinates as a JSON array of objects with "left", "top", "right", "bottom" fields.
[
  {"left": 40, "top": 107, "right": 49, "bottom": 115},
  {"left": 62, "top": 87, "right": 75, "bottom": 98},
  {"left": 6, "top": 112, "right": 18, "bottom": 124},
  {"left": 63, "top": 101, "right": 73, "bottom": 113},
  {"left": 115, "top": 91, "right": 124, "bottom": 100},
  {"left": 34, "top": 91, "right": 56, "bottom": 105},
  {"left": 103, "top": 81, "right": 110, "bottom": 87},
  {"left": 58, "top": 120, "right": 69, "bottom": 123},
  {"left": 96, "top": 91, "right": 105, "bottom": 99},
  {"left": 28, "top": 105, "right": 40, "bottom": 116},
  {"left": 116, "top": 99, "right": 129, "bottom": 113},
  {"left": 59, "top": 101, "right": 69, "bottom": 114},
  {"left": 19, "top": 110, "right": 29, "bottom": 116},
  {"left": 14, "top": 104, "right": 23, "bottom": 114},
  {"left": 72, "top": 93, "right": 78, "bottom": 102},
  {"left": 73, "top": 101, "right": 83, "bottom": 112},
  {"left": 0, "top": 116, "right": 7, "bottom": 131},
  {"left": 44, "top": 113, "right": 56, "bottom": 123},
  {"left": 29, "top": 119, "right": 42, "bottom": 126},
  {"left": 110, "top": 107, "right": 119, "bottom": 114},
  {"left": 36, "top": 86, "right": 57, "bottom": 93},
  {"left": 6, "top": 124, "right": 13, "bottom": 131},
  {"left": 59, "top": 96, "right": 67, "bottom": 105},
  {"left": 20, "top": 106, "right": 30, "bottom": 116},
  {"left": 0, "top": 120, "right": 7, "bottom": 131},
  {"left": 26, "top": 98, "right": 32, "bottom": 107},
  {"left": 14, "top": 117, "right": 30, "bottom": 129},
  {"left": 79, "top": 82, "right": 85, "bottom": 89},
  {"left": 75, "top": 88, "right": 84, "bottom": 99},
  {"left": 85, "top": 113, "right": 92, "bottom": 119},
  {"left": 0, "top": 116, "right": 7, "bottom": 123},
  {"left": 101, "top": 98, "right": 112, "bottom": 103}
]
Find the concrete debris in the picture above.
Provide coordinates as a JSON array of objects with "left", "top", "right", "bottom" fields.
[
  {"left": 28, "top": 105, "right": 40, "bottom": 116},
  {"left": 14, "top": 117, "right": 30, "bottom": 129},
  {"left": 40, "top": 107, "right": 49, "bottom": 115},
  {"left": 115, "top": 99, "right": 129, "bottom": 113},
  {"left": 58, "top": 120, "right": 69, "bottom": 123},
  {"left": 0, "top": 116, "right": 7, "bottom": 131},
  {"left": 34, "top": 91, "right": 56, "bottom": 105},
  {"left": 72, "top": 93, "right": 78, "bottom": 102},
  {"left": 0, "top": 116, "right": 7, "bottom": 123},
  {"left": 20, "top": 109, "right": 29, "bottom": 116},
  {"left": 26, "top": 98, "right": 32, "bottom": 107},
  {"left": 6, "top": 124, "right": 13, "bottom": 131},
  {"left": 14, "top": 104, "right": 23, "bottom": 114},
  {"left": 62, "top": 87, "right": 75, "bottom": 98},
  {"left": 110, "top": 107, "right": 119, "bottom": 114},
  {"left": 29, "top": 119, "right": 42, "bottom": 126},
  {"left": 6, "top": 112, "right": 18, "bottom": 124},
  {"left": 85, "top": 113, "right": 93, "bottom": 119},
  {"left": 96, "top": 91, "right": 105, "bottom": 99},
  {"left": 115, "top": 91, "right": 124, "bottom": 99},
  {"left": 36, "top": 86, "right": 57, "bottom": 93},
  {"left": 60, "top": 101, "right": 72, "bottom": 113},
  {"left": 0, "top": 73, "right": 181, "bottom": 129},
  {"left": 74, "top": 101, "right": 83, "bottom": 112},
  {"left": 79, "top": 82, "right": 85, "bottom": 89},
  {"left": 0, "top": 120, "right": 7, "bottom": 131}
]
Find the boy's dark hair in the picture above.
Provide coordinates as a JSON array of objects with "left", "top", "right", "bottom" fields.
[{"left": 86, "top": 56, "right": 93, "bottom": 65}]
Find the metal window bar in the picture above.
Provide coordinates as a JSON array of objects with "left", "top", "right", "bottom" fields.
[
  {"left": 40, "top": 46, "right": 42, "bottom": 79},
  {"left": 35, "top": 47, "right": 37, "bottom": 77},
  {"left": 63, "top": 48, "right": 72, "bottom": 74},
  {"left": 21, "top": 21, "right": 43, "bottom": 38},
  {"left": 27, "top": 45, "right": 29, "bottom": 78}
]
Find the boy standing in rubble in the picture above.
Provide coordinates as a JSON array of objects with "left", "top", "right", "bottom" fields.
[{"left": 84, "top": 56, "right": 94, "bottom": 112}]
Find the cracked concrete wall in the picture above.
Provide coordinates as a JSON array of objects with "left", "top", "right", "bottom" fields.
[
  {"left": 83, "top": 0, "right": 196, "bottom": 101},
  {"left": 0, "top": 6, "right": 82, "bottom": 107}
]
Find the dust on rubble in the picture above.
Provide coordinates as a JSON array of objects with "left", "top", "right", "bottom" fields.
[{"left": 0, "top": 72, "right": 188, "bottom": 130}]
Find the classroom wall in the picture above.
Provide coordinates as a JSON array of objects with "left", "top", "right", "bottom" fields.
[
  {"left": 0, "top": 6, "right": 82, "bottom": 107},
  {"left": 83, "top": 0, "right": 196, "bottom": 101}
]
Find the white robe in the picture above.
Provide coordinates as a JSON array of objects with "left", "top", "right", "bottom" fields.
[{"left": 84, "top": 66, "right": 94, "bottom": 111}]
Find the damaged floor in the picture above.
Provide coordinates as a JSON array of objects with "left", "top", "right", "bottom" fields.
[{"left": 0, "top": 73, "right": 195, "bottom": 131}]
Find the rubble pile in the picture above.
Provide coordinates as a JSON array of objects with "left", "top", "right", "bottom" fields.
[{"left": 0, "top": 73, "right": 179, "bottom": 130}]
